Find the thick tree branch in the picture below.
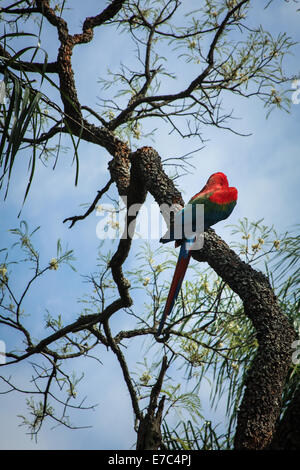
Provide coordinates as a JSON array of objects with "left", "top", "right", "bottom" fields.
[
  {"left": 136, "top": 356, "right": 168, "bottom": 450},
  {"left": 34, "top": 0, "right": 69, "bottom": 39},
  {"left": 193, "top": 231, "right": 296, "bottom": 449},
  {"left": 268, "top": 383, "right": 300, "bottom": 450},
  {"left": 31, "top": 1, "right": 127, "bottom": 154},
  {"left": 108, "top": 146, "right": 147, "bottom": 306},
  {"left": 130, "top": 145, "right": 295, "bottom": 450},
  {"left": 0, "top": 0, "right": 296, "bottom": 450}
]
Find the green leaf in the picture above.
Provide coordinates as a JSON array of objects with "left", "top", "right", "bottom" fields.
[
  {"left": 9, "top": 91, "right": 41, "bottom": 180},
  {"left": 0, "top": 77, "right": 16, "bottom": 166},
  {"left": 0, "top": 32, "right": 38, "bottom": 40},
  {"left": 6, "top": 46, "right": 39, "bottom": 64}
]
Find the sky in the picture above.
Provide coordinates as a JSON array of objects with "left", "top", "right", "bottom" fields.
[{"left": 0, "top": 0, "right": 300, "bottom": 450}]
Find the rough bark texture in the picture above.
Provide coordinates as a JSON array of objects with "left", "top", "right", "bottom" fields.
[
  {"left": 132, "top": 147, "right": 184, "bottom": 208},
  {"left": 109, "top": 147, "right": 147, "bottom": 307},
  {"left": 130, "top": 147, "right": 296, "bottom": 449},
  {"left": 192, "top": 230, "right": 296, "bottom": 449},
  {"left": 1, "top": 1, "right": 297, "bottom": 450},
  {"left": 136, "top": 357, "right": 167, "bottom": 450},
  {"left": 136, "top": 406, "right": 164, "bottom": 451},
  {"left": 268, "top": 385, "right": 300, "bottom": 450}
]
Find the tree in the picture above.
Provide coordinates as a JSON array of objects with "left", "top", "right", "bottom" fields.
[{"left": 0, "top": 0, "right": 298, "bottom": 450}]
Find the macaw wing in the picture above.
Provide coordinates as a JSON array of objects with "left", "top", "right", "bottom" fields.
[
  {"left": 160, "top": 187, "right": 237, "bottom": 242},
  {"left": 160, "top": 203, "right": 204, "bottom": 243},
  {"left": 203, "top": 188, "right": 237, "bottom": 228}
]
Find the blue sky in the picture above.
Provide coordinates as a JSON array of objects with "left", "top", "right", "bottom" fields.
[{"left": 0, "top": 0, "right": 300, "bottom": 449}]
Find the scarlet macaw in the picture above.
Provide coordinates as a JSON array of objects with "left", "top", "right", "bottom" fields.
[{"left": 156, "top": 172, "right": 237, "bottom": 337}]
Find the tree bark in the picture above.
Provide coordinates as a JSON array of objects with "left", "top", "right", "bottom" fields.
[
  {"left": 131, "top": 146, "right": 296, "bottom": 450},
  {"left": 1, "top": 1, "right": 296, "bottom": 450},
  {"left": 268, "top": 384, "right": 300, "bottom": 450},
  {"left": 192, "top": 230, "right": 296, "bottom": 449}
]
